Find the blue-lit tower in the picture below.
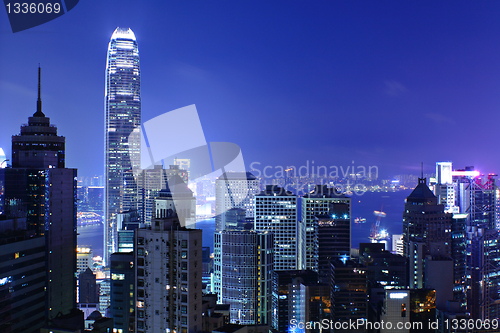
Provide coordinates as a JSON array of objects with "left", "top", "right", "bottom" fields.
[{"left": 104, "top": 27, "right": 141, "bottom": 265}]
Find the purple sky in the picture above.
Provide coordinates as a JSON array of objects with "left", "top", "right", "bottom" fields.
[{"left": 1, "top": 1, "right": 500, "bottom": 179}]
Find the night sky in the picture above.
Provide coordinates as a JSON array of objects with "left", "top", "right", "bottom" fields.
[{"left": 1, "top": 1, "right": 500, "bottom": 179}]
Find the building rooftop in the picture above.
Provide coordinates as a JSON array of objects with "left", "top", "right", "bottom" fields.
[
  {"left": 256, "top": 185, "right": 295, "bottom": 197},
  {"left": 408, "top": 178, "right": 436, "bottom": 199},
  {"left": 218, "top": 171, "right": 257, "bottom": 181},
  {"left": 111, "top": 27, "right": 136, "bottom": 41},
  {"left": 303, "top": 185, "right": 348, "bottom": 198}
]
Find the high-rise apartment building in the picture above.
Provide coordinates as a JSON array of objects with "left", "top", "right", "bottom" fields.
[
  {"left": 135, "top": 205, "right": 202, "bottom": 332},
  {"left": 105, "top": 27, "right": 141, "bottom": 265},
  {"left": 255, "top": 185, "right": 304, "bottom": 271}
]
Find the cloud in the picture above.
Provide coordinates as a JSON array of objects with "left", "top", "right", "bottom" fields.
[
  {"left": 384, "top": 80, "right": 407, "bottom": 96},
  {"left": 173, "top": 62, "right": 210, "bottom": 82},
  {"left": 0, "top": 80, "right": 35, "bottom": 98},
  {"left": 424, "top": 113, "right": 456, "bottom": 125}
]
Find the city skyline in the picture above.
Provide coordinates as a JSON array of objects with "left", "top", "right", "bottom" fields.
[
  {"left": 2, "top": 3, "right": 500, "bottom": 328},
  {"left": 1, "top": 2, "right": 500, "bottom": 179}
]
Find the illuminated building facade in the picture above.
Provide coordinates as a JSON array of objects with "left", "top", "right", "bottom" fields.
[
  {"left": 432, "top": 163, "right": 500, "bottom": 318},
  {"left": 255, "top": 185, "right": 303, "bottom": 271},
  {"left": 274, "top": 270, "right": 331, "bottom": 333},
  {"left": 77, "top": 247, "right": 93, "bottom": 276},
  {"left": 104, "top": 27, "right": 141, "bottom": 266},
  {"left": 217, "top": 229, "right": 273, "bottom": 325},
  {"left": 381, "top": 289, "right": 436, "bottom": 333}
]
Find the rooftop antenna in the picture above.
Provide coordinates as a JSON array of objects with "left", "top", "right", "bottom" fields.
[
  {"left": 421, "top": 162, "right": 423, "bottom": 179},
  {"left": 34, "top": 64, "right": 45, "bottom": 117}
]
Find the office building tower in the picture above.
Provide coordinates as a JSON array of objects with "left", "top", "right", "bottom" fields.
[
  {"left": 466, "top": 227, "right": 500, "bottom": 320},
  {"left": 432, "top": 163, "right": 499, "bottom": 318},
  {"left": 458, "top": 171, "right": 498, "bottom": 229},
  {"left": 215, "top": 221, "right": 273, "bottom": 325},
  {"left": 359, "top": 243, "right": 407, "bottom": 290},
  {"left": 79, "top": 268, "right": 99, "bottom": 304},
  {"left": 135, "top": 208, "right": 202, "bottom": 332},
  {"left": 302, "top": 185, "right": 351, "bottom": 272},
  {"left": 255, "top": 185, "right": 304, "bottom": 270},
  {"left": 431, "top": 162, "right": 459, "bottom": 214},
  {"left": 110, "top": 252, "right": 135, "bottom": 333},
  {"left": 451, "top": 213, "right": 467, "bottom": 310},
  {"left": 215, "top": 172, "right": 259, "bottom": 232},
  {"left": 402, "top": 178, "right": 452, "bottom": 290},
  {"left": 212, "top": 172, "right": 259, "bottom": 304},
  {"left": 11, "top": 69, "right": 65, "bottom": 170},
  {"left": 314, "top": 204, "right": 351, "bottom": 302},
  {"left": 0, "top": 228, "right": 46, "bottom": 333},
  {"left": 332, "top": 260, "right": 367, "bottom": 329},
  {"left": 0, "top": 68, "right": 77, "bottom": 328},
  {"left": 314, "top": 199, "right": 351, "bottom": 285},
  {"left": 104, "top": 27, "right": 141, "bottom": 265}
]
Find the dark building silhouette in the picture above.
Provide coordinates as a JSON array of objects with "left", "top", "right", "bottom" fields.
[
  {"left": 79, "top": 268, "right": 98, "bottom": 304},
  {"left": 316, "top": 205, "right": 351, "bottom": 285},
  {"left": 402, "top": 178, "right": 452, "bottom": 290},
  {"left": 0, "top": 68, "right": 77, "bottom": 329},
  {"left": 359, "top": 243, "right": 407, "bottom": 289},
  {"left": 332, "top": 260, "right": 367, "bottom": 330},
  {"left": 302, "top": 185, "right": 351, "bottom": 272},
  {"left": 0, "top": 227, "right": 46, "bottom": 333},
  {"left": 11, "top": 67, "right": 65, "bottom": 170}
]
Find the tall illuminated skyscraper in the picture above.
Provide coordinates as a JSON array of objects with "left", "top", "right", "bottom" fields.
[{"left": 104, "top": 27, "right": 141, "bottom": 265}]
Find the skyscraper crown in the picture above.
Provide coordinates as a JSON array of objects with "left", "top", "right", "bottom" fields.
[{"left": 111, "top": 27, "right": 136, "bottom": 40}]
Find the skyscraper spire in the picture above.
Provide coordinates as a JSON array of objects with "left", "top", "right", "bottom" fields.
[{"left": 34, "top": 65, "right": 45, "bottom": 117}]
